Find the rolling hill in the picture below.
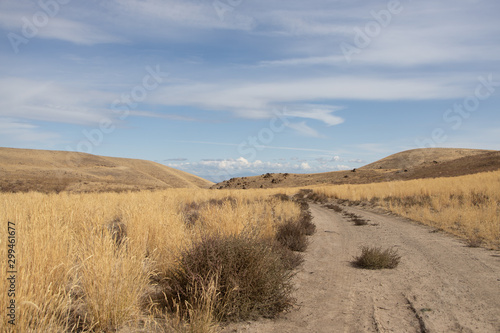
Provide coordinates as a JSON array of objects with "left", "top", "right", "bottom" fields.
[
  {"left": 359, "top": 148, "right": 494, "bottom": 170},
  {"left": 0, "top": 147, "right": 213, "bottom": 193},
  {"left": 213, "top": 148, "right": 500, "bottom": 189}
]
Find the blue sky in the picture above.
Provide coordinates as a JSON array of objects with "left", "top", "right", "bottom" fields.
[{"left": 1, "top": 0, "right": 499, "bottom": 182}]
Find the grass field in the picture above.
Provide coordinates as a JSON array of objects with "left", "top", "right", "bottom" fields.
[
  {"left": 0, "top": 189, "right": 302, "bottom": 332},
  {"left": 1, "top": 170, "right": 498, "bottom": 332},
  {"left": 312, "top": 170, "right": 500, "bottom": 249}
]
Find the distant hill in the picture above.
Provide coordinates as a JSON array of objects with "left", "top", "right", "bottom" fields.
[
  {"left": 213, "top": 148, "right": 500, "bottom": 189},
  {"left": 0, "top": 147, "right": 213, "bottom": 193},
  {"left": 359, "top": 148, "right": 493, "bottom": 170}
]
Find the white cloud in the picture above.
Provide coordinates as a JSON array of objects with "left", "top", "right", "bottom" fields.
[
  {"left": 300, "top": 162, "right": 311, "bottom": 170},
  {"left": 166, "top": 156, "right": 356, "bottom": 181}
]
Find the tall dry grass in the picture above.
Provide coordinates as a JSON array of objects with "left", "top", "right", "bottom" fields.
[
  {"left": 0, "top": 189, "right": 301, "bottom": 332},
  {"left": 312, "top": 170, "right": 500, "bottom": 249}
]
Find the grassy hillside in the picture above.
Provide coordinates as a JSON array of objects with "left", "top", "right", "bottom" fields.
[
  {"left": 214, "top": 148, "right": 500, "bottom": 189},
  {"left": 0, "top": 147, "right": 213, "bottom": 193},
  {"left": 359, "top": 148, "right": 494, "bottom": 170}
]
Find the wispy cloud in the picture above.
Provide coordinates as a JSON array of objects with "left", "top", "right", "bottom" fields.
[
  {"left": 0, "top": 78, "right": 114, "bottom": 125},
  {"left": 257, "top": 1, "right": 500, "bottom": 68},
  {"left": 0, "top": 5, "right": 124, "bottom": 46},
  {"left": 150, "top": 75, "right": 471, "bottom": 128},
  {"left": 39, "top": 18, "right": 126, "bottom": 45},
  {"left": 174, "top": 140, "right": 339, "bottom": 154},
  {"left": 286, "top": 122, "right": 324, "bottom": 138},
  {"left": 128, "top": 111, "right": 197, "bottom": 122},
  {"left": 0, "top": 118, "right": 60, "bottom": 143}
]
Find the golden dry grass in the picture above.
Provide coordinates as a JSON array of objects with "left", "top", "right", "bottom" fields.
[
  {"left": 312, "top": 170, "right": 500, "bottom": 249},
  {"left": 0, "top": 189, "right": 300, "bottom": 332},
  {"left": 0, "top": 147, "right": 214, "bottom": 193}
]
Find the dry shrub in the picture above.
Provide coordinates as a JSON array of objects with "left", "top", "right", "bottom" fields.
[
  {"left": 106, "top": 217, "right": 127, "bottom": 247},
  {"left": 292, "top": 189, "right": 313, "bottom": 211},
  {"left": 163, "top": 232, "right": 295, "bottom": 322},
  {"left": 272, "top": 193, "right": 290, "bottom": 201},
  {"left": 353, "top": 246, "right": 401, "bottom": 269},
  {"left": 384, "top": 195, "right": 432, "bottom": 208},
  {"left": 466, "top": 229, "right": 483, "bottom": 248},
  {"left": 272, "top": 243, "right": 304, "bottom": 271},
  {"left": 342, "top": 212, "right": 369, "bottom": 226},
  {"left": 294, "top": 198, "right": 310, "bottom": 211},
  {"left": 298, "top": 211, "right": 316, "bottom": 236},
  {"left": 181, "top": 201, "right": 202, "bottom": 227},
  {"left": 324, "top": 204, "right": 343, "bottom": 213},
  {"left": 309, "top": 191, "right": 328, "bottom": 204},
  {"left": 352, "top": 216, "right": 369, "bottom": 226},
  {"left": 181, "top": 197, "right": 238, "bottom": 228},
  {"left": 293, "top": 189, "right": 313, "bottom": 200},
  {"left": 275, "top": 219, "right": 309, "bottom": 252}
]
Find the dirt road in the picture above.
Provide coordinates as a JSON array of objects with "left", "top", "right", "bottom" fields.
[{"left": 223, "top": 203, "right": 500, "bottom": 333}]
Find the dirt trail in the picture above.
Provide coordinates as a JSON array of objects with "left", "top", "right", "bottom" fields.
[{"left": 223, "top": 204, "right": 500, "bottom": 333}]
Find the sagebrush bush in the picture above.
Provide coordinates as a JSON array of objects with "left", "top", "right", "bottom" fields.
[
  {"left": 163, "top": 232, "right": 295, "bottom": 322},
  {"left": 324, "top": 204, "right": 343, "bottom": 213},
  {"left": 352, "top": 216, "right": 369, "bottom": 226},
  {"left": 275, "top": 219, "right": 309, "bottom": 252},
  {"left": 353, "top": 246, "right": 401, "bottom": 269},
  {"left": 272, "top": 242, "right": 304, "bottom": 271},
  {"left": 293, "top": 189, "right": 313, "bottom": 201},
  {"left": 309, "top": 191, "right": 328, "bottom": 203},
  {"left": 272, "top": 193, "right": 290, "bottom": 201},
  {"left": 298, "top": 211, "right": 316, "bottom": 235},
  {"left": 106, "top": 217, "right": 127, "bottom": 247},
  {"left": 466, "top": 229, "right": 483, "bottom": 247}
]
